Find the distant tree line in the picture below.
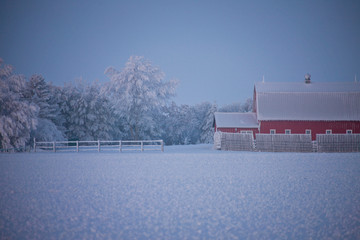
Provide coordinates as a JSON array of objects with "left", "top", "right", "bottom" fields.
[{"left": 0, "top": 56, "right": 252, "bottom": 151}]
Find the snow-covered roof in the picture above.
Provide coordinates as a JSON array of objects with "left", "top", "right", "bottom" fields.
[
  {"left": 214, "top": 112, "right": 259, "bottom": 128},
  {"left": 255, "top": 82, "right": 360, "bottom": 121},
  {"left": 255, "top": 82, "right": 360, "bottom": 93}
]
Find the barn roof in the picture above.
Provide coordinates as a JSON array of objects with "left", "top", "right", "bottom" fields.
[
  {"left": 214, "top": 112, "right": 259, "bottom": 128},
  {"left": 255, "top": 81, "right": 360, "bottom": 93},
  {"left": 255, "top": 82, "right": 360, "bottom": 121}
]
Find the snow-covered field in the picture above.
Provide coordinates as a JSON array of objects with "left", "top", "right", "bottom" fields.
[{"left": 1, "top": 144, "right": 360, "bottom": 239}]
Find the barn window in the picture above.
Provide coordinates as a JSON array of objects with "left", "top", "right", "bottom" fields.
[
  {"left": 285, "top": 129, "right": 291, "bottom": 134},
  {"left": 270, "top": 129, "right": 276, "bottom": 134},
  {"left": 305, "top": 129, "right": 311, "bottom": 135},
  {"left": 241, "top": 130, "right": 253, "bottom": 134},
  {"left": 346, "top": 129, "right": 353, "bottom": 134},
  {"left": 326, "top": 129, "right": 332, "bottom": 134}
]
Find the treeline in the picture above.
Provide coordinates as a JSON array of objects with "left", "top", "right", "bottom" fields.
[{"left": 0, "top": 56, "right": 252, "bottom": 150}]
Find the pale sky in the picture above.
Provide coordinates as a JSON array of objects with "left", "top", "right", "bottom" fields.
[{"left": 1, "top": 0, "right": 359, "bottom": 106}]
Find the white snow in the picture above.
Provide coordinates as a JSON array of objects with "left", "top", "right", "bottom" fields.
[{"left": 1, "top": 145, "right": 360, "bottom": 239}]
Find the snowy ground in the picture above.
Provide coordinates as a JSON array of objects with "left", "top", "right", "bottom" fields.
[{"left": 1, "top": 144, "right": 360, "bottom": 239}]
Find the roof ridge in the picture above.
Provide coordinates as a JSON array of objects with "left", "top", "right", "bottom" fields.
[{"left": 215, "top": 112, "right": 256, "bottom": 114}]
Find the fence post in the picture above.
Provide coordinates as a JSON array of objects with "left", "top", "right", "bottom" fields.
[
  {"left": 34, "top": 138, "right": 36, "bottom": 152},
  {"left": 53, "top": 142, "right": 56, "bottom": 152},
  {"left": 141, "top": 141, "right": 144, "bottom": 152},
  {"left": 119, "top": 140, "right": 122, "bottom": 152},
  {"left": 76, "top": 141, "right": 79, "bottom": 152},
  {"left": 98, "top": 140, "right": 100, "bottom": 152},
  {"left": 161, "top": 140, "right": 164, "bottom": 152}
]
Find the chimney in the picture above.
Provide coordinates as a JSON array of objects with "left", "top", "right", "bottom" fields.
[{"left": 305, "top": 73, "right": 311, "bottom": 84}]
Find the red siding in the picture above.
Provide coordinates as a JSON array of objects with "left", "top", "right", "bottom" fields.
[
  {"left": 260, "top": 121, "right": 360, "bottom": 140},
  {"left": 217, "top": 127, "right": 259, "bottom": 139}
]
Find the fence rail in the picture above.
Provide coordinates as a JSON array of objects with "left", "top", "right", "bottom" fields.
[{"left": 34, "top": 139, "right": 164, "bottom": 153}]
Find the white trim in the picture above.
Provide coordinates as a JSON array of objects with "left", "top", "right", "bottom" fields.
[
  {"left": 285, "top": 129, "right": 291, "bottom": 134},
  {"left": 305, "top": 129, "right": 311, "bottom": 135},
  {"left": 258, "top": 120, "right": 261, "bottom": 132},
  {"left": 270, "top": 129, "right": 276, "bottom": 134},
  {"left": 256, "top": 89, "right": 260, "bottom": 121},
  {"left": 346, "top": 129, "right": 353, "bottom": 134},
  {"left": 326, "top": 129, "right": 332, "bottom": 134},
  {"left": 241, "top": 130, "right": 253, "bottom": 134}
]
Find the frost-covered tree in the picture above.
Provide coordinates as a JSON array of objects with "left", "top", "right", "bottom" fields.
[
  {"left": 104, "top": 56, "right": 177, "bottom": 140},
  {"left": 187, "top": 104, "right": 204, "bottom": 144},
  {"left": 0, "top": 59, "right": 38, "bottom": 150},
  {"left": 160, "top": 103, "right": 179, "bottom": 145},
  {"left": 240, "top": 98, "right": 253, "bottom": 112},
  {"left": 200, "top": 102, "right": 217, "bottom": 143},
  {"left": 161, "top": 103, "right": 193, "bottom": 145},
  {"left": 48, "top": 84, "right": 67, "bottom": 131},
  {"left": 160, "top": 102, "right": 216, "bottom": 145},
  {"left": 60, "top": 80, "right": 117, "bottom": 141},
  {"left": 26, "top": 74, "right": 52, "bottom": 119},
  {"left": 219, "top": 102, "right": 242, "bottom": 112},
  {"left": 219, "top": 99, "right": 253, "bottom": 113},
  {"left": 26, "top": 74, "right": 65, "bottom": 142}
]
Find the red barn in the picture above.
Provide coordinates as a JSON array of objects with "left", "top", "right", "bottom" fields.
[
  {"left": 214, "top": 76, "right": 360, "bottom": 140},
  {"left": 214, "top": 112, "right": 259, "bottom": 138}
]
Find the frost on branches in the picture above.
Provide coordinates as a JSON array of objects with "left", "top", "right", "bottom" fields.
[
  {"left": 104, "top": 56, "right": 177, "bottom": 140},
  {"left": 0, "top": 59, "right": 38, "bottom": 150},
  {"left": 60, "top": 80, "right": 117, "bottom": 141},
  {"left": 0, "top": 56, "right": 247, "bottom": 149},
  {"left": 161, "top": 102, "right": 217, "bottom": 145},
  {"left": 26, "top": 74, "right": 65, "bottom": 142},
  {"left": 200, "top": 102, "right": 217, "bottom": 143}
]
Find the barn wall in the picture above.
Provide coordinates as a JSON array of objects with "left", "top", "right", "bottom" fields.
[
  {"left": 260, "top": 121, "right": 360, "bottom": 140},
  {"left": 217, "top": 127, "right": 259, "bottom": 139}
]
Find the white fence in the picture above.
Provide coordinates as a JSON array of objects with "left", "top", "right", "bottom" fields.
[
  {"left": 34, "top": 140, "right": 164, "bottom": 153},
  {"left": 214, "top": 132, "right": 254, "bottom": 151},
  {"left": 214, "top": 132, "right": 360, "bottom": 152},
  {"left": 256, "top": 134, "right": 313, "bottom": 152},
  {"left": 317, "top": 134, "right": 360, "bottom": 152}
]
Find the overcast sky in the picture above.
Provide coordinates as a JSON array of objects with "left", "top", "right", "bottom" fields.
[{"left": 1, "top": 0, "right": 359, "bottom": 106}]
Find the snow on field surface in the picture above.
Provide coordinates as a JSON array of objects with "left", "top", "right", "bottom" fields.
[{"left": 1, "top": 144, "right": 360, "bottom": 239}]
